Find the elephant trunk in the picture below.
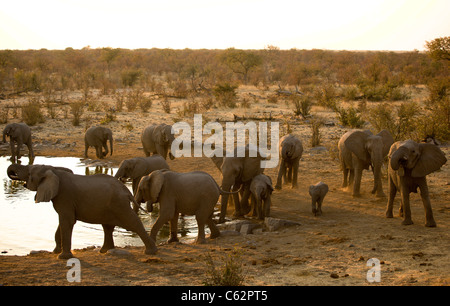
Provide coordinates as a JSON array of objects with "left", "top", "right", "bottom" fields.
[
  {"left": 2, "top": 128, "right": 6, "bottom": 143},
  {"left": 390, "top": 146, "right": 409, "bottom": 171},
  {"left": 219, "top": 178, "right": 234, "bottom": 223},
  {"left": 7, "top": 164, "right": 29, "bottom": 181},
  {"left": 281, "top": 144, "right": 292, "bottom": 160},
  {"left": 109, "top": 133, "right": 113, "bottom": 156}
]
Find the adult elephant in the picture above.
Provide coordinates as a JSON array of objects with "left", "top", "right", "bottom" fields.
[
  {"left": 338, "top": 129, "right": 394, "bottom": 197},
  {"left": 219, "top": 146, "right": 264, "bottom": 223},
  {"left": 386, "top": 140, "right": 447, "bottom": 227},
  {"left": 275, "top": 134, "right": 303, "bottom": 190},
  {"left": 114, "top": 155, "right": 170, "bottom": 195},
  {"left": 84, "top": 126, "right": 113, "bottom": 159},
  {"left": 141, "top": 123, "right": 175, "bottom": 160},
  {"left": 2, "top": 122, "right": 34, "bottom": 163},
  {"left": 7, "top": 163, "right": 157, "bottom": 259},
  {"left": 135, "top": 169, "right": 237, "bottom": 244}
]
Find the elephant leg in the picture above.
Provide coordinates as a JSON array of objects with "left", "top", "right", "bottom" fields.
[
  {"left": 207, "top": 217, "right": 220, "bottom": 239},
  {"left": 15, "top": 140, "right": 23, "bottom": 160},
  {"left": 26, "top": 142, "right": 35, "bottom": 164},
  {"left": 100, "top": 224, "right": 115, "bottom": 253},
  {"left": 317, "top": 198, "right": 323, "bottom": 216},
  {"left": 352, "top": 168, "right": 363, "bottom": 197},
  {"left": 240, "top": 187, "right": 251, "bottom": 216},
  {"left": 232, "top": 188, "right": 242, "bottom": 217},
  {"left": 53, "top": 225, "right": 62, "bottom": 254},
  {"left": 57, "top": 215, "right": 75, "bottom": 259},
  {"left": 150, "top": 215, "right": 171, "bottom": 242},
  {"left": 195, "top": 216, "right": 207, "bottom": 244},
  {"left": 287, "top": 165, "right": 292, "bottom": 183},
  {"left": 275, "top": 163, "right": 286, "bottom": 189},
  {"left": 264, "top": 197, "right": 271, "bottom": 218},
  {"left": 95, "top": 145, "right": 103, "bottom": 159},
  {"left": 342, "top": 167, "right": 349, "bottom": 188},
  {"left": 400, "top": 182, "right": 413, "bottom": 225},
  {"left": 119, "top": 211, "right": 157, "bottom": 255},
  {"left": 418, "top": 179, "right": 436, "bottom": 227},
  {"left": 385, "top": 176, "right": 397, "bottom": 218},
  {"left": 9, "top": 141, "right": 17, "bottom": 161},
  {"left": 84, "top": 143, "right": 89, "bottom": 158},
  {"left": 292, "top": 160, "right": 299, "bottom": 188},
  {"left": 102, "top": 142, "right": 109, "bottom": 157},
  {"left": 168, "top": 212, "right": 180, "bottom": 243}
]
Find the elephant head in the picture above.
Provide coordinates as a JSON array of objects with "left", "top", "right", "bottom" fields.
[
  {"left": 344, "top": 129, "right": 394, "bottom": 196},
  {"left": 7, "top": 164, "right": 69, "bottom": 203},
  {"left": 114, "top": 159, "right": 140, "bottom": 182},
  {"left": 389, "top": 140, "right": 447, "bottom": 178},
  {"left": 2, "top": 124, "right": 15, "bottom": 142},
  {"left": 135, "top": 170, "right": 166, "bottom": 212},
  {"left": 154, "top": 124, "right": 175, "bottom": 160}
]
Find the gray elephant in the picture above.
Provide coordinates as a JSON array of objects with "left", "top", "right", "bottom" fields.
[
  {"left": 114, "top": 155, "right": 170, "bottom": 195},
  {"left": 141, "top": 123, "right": 175, "bottom": 160},
  {"left": 309, "top": 182, "right": 329, "bottom": 216},
  {"left": 338, "top": 129, "right": 394, "bottom": 197},
  {"left": 250, "top": 174, "right": 273, "bottom": 220},
  {"left": 219, "top": 146, "right": 264, "bottom": 223},
  {"left": 84, "top": 126, "right": 113, "bottom": 159},
  {"left": 386, "top": 140, "right": 447, "bottom": 227},
  {"left": 2, "top": 122, "right": 34, "bottom": 163},
  {"left": 7, "top": 163, "right": 157, "bottom": 259},
  {"left": 275, "top": 134, "right": 303, "bottom": 190},
  {"left": 135, "top": 169, "right": 237, "bottom": 244}
]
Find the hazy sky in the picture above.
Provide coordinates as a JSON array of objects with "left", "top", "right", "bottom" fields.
[{"left": 1, "top": 0, "right": 449, "bottom": 51}]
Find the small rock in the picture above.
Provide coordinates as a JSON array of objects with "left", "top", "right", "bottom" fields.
[
  {"left": 330, "top": 273, "right": 339, "bottom": 279},
  {"left": 264, "top": 217, "right": 301, "bottom": 232},
  {"left": 106, "top": 248, "right": 132, "bottom": 256}
]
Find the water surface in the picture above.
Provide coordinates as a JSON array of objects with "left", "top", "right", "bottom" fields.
[{"left": 0, "top": 156, "right": 198, "bottom": 256}]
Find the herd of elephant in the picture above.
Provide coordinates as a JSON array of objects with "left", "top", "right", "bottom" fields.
[{"left": 2, "top": 121, "right": 447, "bottom": 260}]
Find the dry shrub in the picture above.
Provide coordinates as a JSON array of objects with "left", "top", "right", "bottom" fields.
[
  {"left": 22, "top": 97, "right": 45, "bottom": 126},
  {"left": 203, "top": 249, "right": 246, "bottom": 286},
  {"left": 70, "top": 101, "right": 84, "bottom": 126}
]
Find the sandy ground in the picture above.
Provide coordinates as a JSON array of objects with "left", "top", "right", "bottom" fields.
[{"left": 0, "top": 87, "right": 449, "bottom": 286}]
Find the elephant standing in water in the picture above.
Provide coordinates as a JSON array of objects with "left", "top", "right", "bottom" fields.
[
  {"left": 135, "top": 170, "right": 237, "bottom": 244},
  {"left": 338, "top": 129, "right": 394, "bottom": 197},
  {"left": 2, "top": 122, "right": 35, "bottom": 163},
  {"left": 275, "top": 134, "right": 303, "bottom": 190},
  {"left": 386, "top": 140, "right": 447, "bottom": 227},
  {"left": 141, "top": 124, "right": 175, "bottom": 160},
  {"left": 84, "top": 126, "right": 114, "bottom": 159},
  {"left": 7, "top": 163, "right": 157, "bottom": 259},
  {"left": 114, "top": 155, "right": 170, "bottom": 195}
]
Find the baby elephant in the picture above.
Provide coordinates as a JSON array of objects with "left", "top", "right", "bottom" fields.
[
  {"left": 135, "top": 170, "right": 225, "bottom": 244},
  {"left": 84, "top": 126, "right": 113, "bottom": 159},
  {"left": 250, "top": 174, "right": 274, "bottom": 220},
  {"left": 2, "top": 122, "right": 34, "bottom": 163},
  {"left": 309, "top": 182, "right": 329, "bottom": 216}
]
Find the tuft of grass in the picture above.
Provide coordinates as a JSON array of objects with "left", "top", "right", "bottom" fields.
[{"left": 202, "top": 248, "right": 246, "bottom": 286}]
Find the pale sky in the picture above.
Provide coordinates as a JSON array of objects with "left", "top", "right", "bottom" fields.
[{"left": 0, "top": 0, "right": 449, "bottom": 51}]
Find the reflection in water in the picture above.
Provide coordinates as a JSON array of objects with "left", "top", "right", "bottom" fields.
[{"left": 0, "top": 156, "right": 199, "bottom": 256}]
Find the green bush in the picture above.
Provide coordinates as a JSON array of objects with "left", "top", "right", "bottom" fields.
[{"left": 335, "top": 105, "right": 365, "bottom": 128}]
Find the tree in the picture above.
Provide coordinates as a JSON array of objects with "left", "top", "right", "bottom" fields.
[
  {"left": 425, "top": 37, "right": 450, "bottom": 62},
  {"left": 220, "top": 48, "right": 262, "bottom": 84}
]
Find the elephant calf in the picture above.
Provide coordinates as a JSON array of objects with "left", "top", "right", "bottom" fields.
[
  {"left": 7, "top": 163, "right": 157, "bottom": 259},
  {"left": 135, "top": 170, "right": 226, "bottom": 244},
  {"left": 275, "top": 134, "right": 303, "bottom": 190},
  {"left": 84, "top": 126, "right": 113, "bottom": 159},
  {"left": 386, "top": 140, "right": 447, "bottom": 227},
  {"left": 309, "top": 182, "right": 329, "bottom": 216},
  {"left": 250, "top": 174, "right": 273, "bottom": 220},
  {"left": 2, "top": 122, "right": 34, "bottom": 163}
]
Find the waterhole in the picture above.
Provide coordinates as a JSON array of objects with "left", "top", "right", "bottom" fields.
[{"left": 0, "top": 156, "right": 199, "bottom": 256}]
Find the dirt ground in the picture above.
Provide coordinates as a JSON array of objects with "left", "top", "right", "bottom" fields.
[{"left": 0, "top": 86, "right": 449, "bottom": 286}]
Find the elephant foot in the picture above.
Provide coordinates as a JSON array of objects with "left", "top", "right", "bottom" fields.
[
  {"left": 401, "top": 219, "right": 414, "bottom": 226},
  {"left": 195, "top": 237, "right": 207, "bottom": 244},
  {"left": 100, "top": 246, "right": 114, "bottom": 253},
  {"left": 352, "top": 193, "right": 362, "bottom": 198},
  {"left": 144, "top": 246, "right": 158, "bottom": 255},
  {"left": 274, "top": 185, "right": 282, "bottom": 190},
  {"left": 57, "top": 251, "right": 74, "bottom": 260},
  {"left": 376, "top": 192, "right": 386, "bottom": 198},
  {"left": 210, "top": 231, "right": 220, "bottom": 239},
  {"left": 425, "top": 220, "right": 437, "bottom": 228},
  {"left": 385, "top": 211, "right": 394, "bottom": 218},
  {"left": 167, "top": 235, "right": 179, "bottom": 243},
  {"left": 53, "top": 246, "right": 62, "bottom": 254}
]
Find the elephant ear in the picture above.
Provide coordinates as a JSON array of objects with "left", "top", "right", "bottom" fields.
[
  {"left": 35, "top": 170, "right": 59, "bottom": 203},
  {"left": 149, "top": 170, "right": 165, "bottom": 203},
  {"left": 344, "top": 131, "right": 370, "bottom": 162},
  {"left": 376, "top": 129, "right": 394, "bottom": 157},
  {"left": 411, "top": 143, "right": 447, "bottom": 178}
]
